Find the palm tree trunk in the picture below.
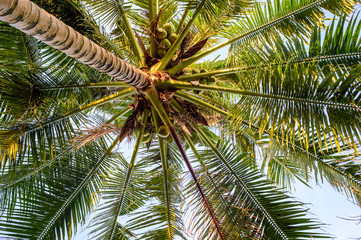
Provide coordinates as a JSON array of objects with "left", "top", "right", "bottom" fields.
[{"left": 0, "top": 0, "right": 149, "bottom": 89}]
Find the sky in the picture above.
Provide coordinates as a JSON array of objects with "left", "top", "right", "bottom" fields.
[{"left": 293, "top": 180, "right": 361, "bottom": 239}]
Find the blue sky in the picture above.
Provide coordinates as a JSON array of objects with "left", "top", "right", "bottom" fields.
[{"left": 293, "top": 179, "right": 361, "bottom": 239}]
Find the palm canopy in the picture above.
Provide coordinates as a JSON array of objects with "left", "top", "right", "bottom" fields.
[{"left": 0, "top": 0, "right": 360, "bottom": 239}]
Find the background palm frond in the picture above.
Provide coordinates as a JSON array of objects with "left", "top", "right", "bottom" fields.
[
  {"left": 188, "top": 132, "right": 327, "bottom": 239},
  {"left": 0, "top": 140, "right": 115, "bottom": 240}
]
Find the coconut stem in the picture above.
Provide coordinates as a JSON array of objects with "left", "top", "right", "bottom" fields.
[
  {"left": 168, "top": 123, "right": 226, "bottom": 240},
  {"left": 176, "top": 9, "right": 189, "bottom": 34},
  {"left": 116, "top": 0, "right": 146, "bottom": 67}
]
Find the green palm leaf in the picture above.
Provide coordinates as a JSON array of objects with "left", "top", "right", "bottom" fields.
[
  {"left": 86, "top": 154, "right": 145, "bottom": 240},
  {"left": 0, "top": 22, "right": 40, "bottom": 73},
  {"left": 0, "top": 140, "right": 116, "bottom": 239},
  {"left": 195, "top": 132, "right": 327, "bottom": 239},
  {"left": 125, "top": 142, "right": 186, "bottom": 239}
]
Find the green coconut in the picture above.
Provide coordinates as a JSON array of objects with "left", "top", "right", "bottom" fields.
[
  {"left": 141, "top": 133, "right": 152, "bottom": 143},
  {"left": 143, "top": 130, "right": 150, "bottom": 137},
  {"left": 163, "top": 23, "right": 175, "bottom": 35},
  {"left": 167, "top": 33, "right": 178, "bottom": 43},
  {"left": 156, "top": 28, "right": 167, "bottom": 39},
  {"left": 157, "top": 125, "right": 169, "bottom": 138},
  {"left": 206, "top": 76, "right": 217, "bottom": 85},
  {"left": 192, "top": 69, "right": 200, "bottom": 74},
  {"left": 199, "top": 79, "right": 207, "bottom": 84},
  {"left": 160, "top": 39, "right": 172, "bottom": 49},
  {"left": 165, "top": 134, "right": 173, "bottom": 143},
  {"left": 157, "top": 49, "right": 167, "bottom": 58}
]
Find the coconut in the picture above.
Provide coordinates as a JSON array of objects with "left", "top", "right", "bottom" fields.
[
  {"left": 157, "top": 49, "right": 167, "bottom": 58},
  {"left": 206, "top": 76, "right": 217, "bottom": 85},
  {"left": 165, "top": 134, "right": 173, "bottom": 143},
  {"left": 157, "top": 125, "right": 169, "bottom": 138},
  {"left": 168, "top": 33, "right": 178, "bottom": 43},
  {"left": 141, "top": 134, "right": 152, "bottom": 143},
  {"left": 160, "top": 39, "right": 172, "bottom": 49},
  {"left": 143, "top": 130, "right": 150, "bottom": 137},
  {"left": 156, "top": 28, "right": 167, "bottom": 39},
  {"left": 163, "top": 23, "right": 175, "bottom": 35},
  {"left": 199, "top": 79, "right": 207, "bottom": 84},
  {"left": 192, "top": 69, "right": 200, "bottom": 74}
]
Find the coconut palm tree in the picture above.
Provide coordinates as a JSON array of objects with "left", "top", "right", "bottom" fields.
[{"left": 0, "top": 0, "right": 361, "bottom": 239}]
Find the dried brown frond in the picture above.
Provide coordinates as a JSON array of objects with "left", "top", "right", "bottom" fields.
[
  {"left": 173, "top": 114, "right": 192, "bottom": 136},
  {"left": 206, "top": 115, "right": 223, "bottom": 126},
  {"left": 71, "top": 124, "right": 122, "bottom": 150},
  {"left": 173, "top": 98, "right": 209, "bottom": 127},
  {"left": 159, "top": 90, "right": 175, "bottom": 103},
  {"left": 118, "top": 111, "right": 138, "bottom": 143}
]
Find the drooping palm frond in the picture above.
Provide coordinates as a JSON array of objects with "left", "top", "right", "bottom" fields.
[
  {"left": 193, "top": 81, "right": 361, "bottom": 206},
  {"left": 194, "top": 131, "right": 328, "bottom": 239},
  {"left": 261, "top": 131, "right": 361, "bottom": 205},
  {"left": 0, "top": 61, "right": 135, "bottom": 166},
  {"left": 235, "top": 126, "right": 361, "bottom": 204},
  {"left": 0, "top": 22, "right": 40, "bottom": 73},
  {"left": 227, "top": 12, "right": 361, "bottom": 76},
  {"left": 125, "top": 141, "right": 186, "bottom": 240},
  {"left": 229, "top": 60, "right": 361, "bottom": 153},
  {"left": 0, "top": 139, "right": 117, "bottom": 240},
  {"left": 167, "top": 0, "right": 356, "bottom": 74},
  {"left": 258, "top": 135, "right": 314, "bottom": 189},
  {"left": 86, "top": 152, "right": 146, "bottom": 240},
  {"left": 202, "top": 87, "right": 361, "bottom": 207}
]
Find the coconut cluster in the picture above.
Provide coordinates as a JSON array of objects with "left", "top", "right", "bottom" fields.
[
  {"left": 156, "top": 23, "right": 179, "bottom": 58},
  {"left": 184, "top": 69, "right": 217, "bottom": 85},
  {"left": 141, "top": 125, "right": 172, "bottom": 143}
]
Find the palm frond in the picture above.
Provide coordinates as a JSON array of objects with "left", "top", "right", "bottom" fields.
[
  {"left": 229, "top": 12, "right": 361, "bottom": 75},
  {"left": 0, "top": 140, "right": 117, "bottom": 240},
  {"left": 168, "top": 0, "right": 356, "bottom": 74},
  {"left": 229, "top": 61, "right": 361, "bottom": 155},
  {"left": 196, "top": 131, "right": 328, "bottom": 239},
  {"left": 265, "top": 131, "right": 361, "bottom": 205},
  {"left": 184, "top": 134, "right": 261, "bottom": 239},
  {"left": 227, "top": 118, "right": 361, "bottom": 206},
  {"left": 125, "top": 141, "right": 186, "bottom": 239},
  {"left": 0, "top": 22, "right": 40, "bottom": 73},
  {"left": 0, "top": 71, "right": 134, "bottom": 166},
  {"left": 86, "top": 153, "right": 145, "bottom": 240},
  {"left": 225, "top": 0, "right": 355, "bottom": 50}
]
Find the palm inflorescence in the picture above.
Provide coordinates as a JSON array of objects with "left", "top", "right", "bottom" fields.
[{"left": 0, "top": 0, "right": 361, "bottom": 239}]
